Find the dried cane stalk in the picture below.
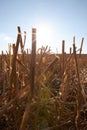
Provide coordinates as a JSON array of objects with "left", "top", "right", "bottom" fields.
[{"left": 19, "top": 28, "right": 36, "bottom": 130}]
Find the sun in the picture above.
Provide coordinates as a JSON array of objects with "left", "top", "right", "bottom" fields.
[{"left": 37, "top": 23, "right": 53, "bottom": 47}]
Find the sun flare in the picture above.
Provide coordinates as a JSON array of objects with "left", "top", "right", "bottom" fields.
[{"left": 37, "top": 24, "right": 53, "bottom": 46}]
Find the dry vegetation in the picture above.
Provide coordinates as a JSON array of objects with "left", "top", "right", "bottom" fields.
[{"left": 0, "top": 27, "right": 87, "bottom": 130}]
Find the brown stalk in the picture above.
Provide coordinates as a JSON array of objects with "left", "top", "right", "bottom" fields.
[
  {"left": 19, "top": 28, "right": 36, "bottom": 130},
  {"left": 73, "top": 43, "right": 84, "bottom": 130},
  {"left": 10, "top": 26, "right": 22, "bottom": 94}
]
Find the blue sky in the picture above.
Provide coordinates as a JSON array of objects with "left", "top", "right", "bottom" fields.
[{"left": 0, "top": 0, "right": 87, "bottom": 53}]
